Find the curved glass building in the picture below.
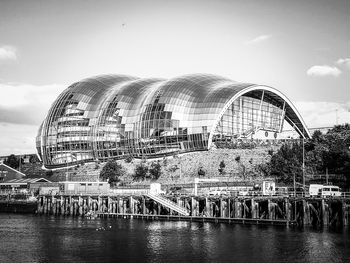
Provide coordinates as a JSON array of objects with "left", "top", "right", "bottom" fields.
[{"left": 36, "top": 74, "right": 310, "bottom": 169}]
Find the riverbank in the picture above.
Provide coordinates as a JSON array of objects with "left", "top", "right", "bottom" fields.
[{"left": 0, "top": 200, "right": 37, "bottom": 213}]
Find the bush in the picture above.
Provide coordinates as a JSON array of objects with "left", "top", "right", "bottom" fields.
[
  {"left": 218, "top": 160, "right": 226, "bottom": 175},
  {"left": 149, "top": 161, "right": 162, "bottom": 180},
  {"left": 100, "top": 160, "right": 126, "bottom": 185},
  {"left": 124, "top": 155, "right": 133, "bottom": 163},
  {"left": 198, "top": 167, "right": 205, "bottom": 177},
  {"left": 133, "top": 164, "right": 149, "bottom": 181}
]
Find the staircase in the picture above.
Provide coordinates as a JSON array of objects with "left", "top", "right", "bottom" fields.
[{"left": 145, "top": 193, "right": 189, "bottom": 216}]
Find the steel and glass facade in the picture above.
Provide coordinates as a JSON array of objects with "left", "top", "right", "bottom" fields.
[{"left": 36, "top": 74, "right": 310, "bottom": 169}]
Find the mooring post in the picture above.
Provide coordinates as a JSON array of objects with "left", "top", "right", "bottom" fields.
[
  {"left": 228, "top": 198, "right": 231, "bottom": 218},
  {"left": 48, "top": 197, "right": 53, "bottom": 215},
  {"left": 116, "top": 197, "right": 119, "bottom": 213},
  {"left": 73, "top": 198, "right": 78, "bottom": 216},
  {"left": 107, "top": 196, "right": 112, "bottom": 213},
  {"left": 66, "top": 197, "right": 70, "bottom": 215},
  {"left": 62, "top": 197, "right": 65, "bottom": 215},
  {"left": 123, "top": 198, "right": 128, "bottom": 214},
  {"left": 191, "top": 197, "right": 195, "bottom": 216},
  {"left": 52, "top": 196, "right": 56, "bottom": 216},
  {"left": 142, "top": 196, "right": 146, "bottom": 215},
  {"left": 267, "top": 199, "right": 272, "bottom": 219},
  {"left": 342, "top": 200, "right": 348, "bottom": 226},
  {"left": 97, "top": 196, "right": 101, "bottom": 213},
  {"left": 251, "top": 199, "right": 255, "bottom": 219},
  {"left": 57, "top": 197, "right": 61, "bottom": 216},
  {"left": 44, "top": 196, "right": 48, "bottom": 215},
  {"left": 219, "top": 198, "right": 223, "bottom": 218},
  {"left": 78, "top": 196, "right": 82, "bottom": 216},
  {"left": 69, "top": 196, "right": 73, "bottom": 215},
  {"left": 118, "top": 198, "right": 121, "bottom": 214},
  {"left": 87, "top": 196, "right": 92, "bottom": 213},
  {"left": 60, "top": 196, "right": 64, "bottom": 216},
  {"left": 322, "top": 199, "right": 328, "bottom": 226},
  {"left": 205, "top": 197, "right": 209, "bottom": 217},
  {"left": 37, "top": 197, "right": 40, "bottom": 214},
  {"left": 129, "top": 196, "right": 134, "bottom": 214},
  {"left": 284, "top": 198, "right": 290, "bottom": 222},
  {"left": 223, "top": 199, "right": 228, "bottom": 218},
  {"left": 234, "top": 199, "right": 240, "bottom": 218},
  {"left": 303, "top": 199, "right": 309, "bottom": 226}
]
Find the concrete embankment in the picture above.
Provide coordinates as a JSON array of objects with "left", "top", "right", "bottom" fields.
[
  {"left": 0, "top": 200, "right": 37, "bottom": 213},
  {"left": 36, "top": 194, "right": 350, "bottom": 228},
  {"left": 2, "top": 192, "right": 349, "bottom": 228}
]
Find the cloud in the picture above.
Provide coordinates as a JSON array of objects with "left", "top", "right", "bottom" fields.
[
  {"left": 0, "top": 82, "right": 66, "bottom": 155},
  {"left": 336, "top": 58, "right": 350, "bottom": 69},
  {"left": 306, "top": 65, "right": 341, "bottom": 77},
  {"left": 0, "top": 123, "right": 38, "bottom": 155},
  {"left": 245, "top": 35, "right": 271, "bottom": 45},
  {"left": 0, "top": 82, "right": 66, "bottom": 125},
  {"left": 0, "top": 46, "right": 17, "bottom": 60},
  {"left": 295, "top": 101, "right": 350, "bottom": 128}
]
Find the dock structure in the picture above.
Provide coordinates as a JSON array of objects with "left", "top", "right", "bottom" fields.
[{"left": 35, "top": 194, "right": 350, "bottom": 227}]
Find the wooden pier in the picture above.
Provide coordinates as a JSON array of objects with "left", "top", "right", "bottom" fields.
[{"left": 36, "top": 194, "right": 350, "bottom": 227}]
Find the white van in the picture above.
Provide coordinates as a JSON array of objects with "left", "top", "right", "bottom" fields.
[
  {"left": 309, "top": 184, "right": 324, "bottom": 196},
  {"left": 320, "top": 186, "right": 341, "bottom": 197}
]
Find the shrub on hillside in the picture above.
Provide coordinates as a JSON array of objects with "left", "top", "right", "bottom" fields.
[
  {"left": 198, "top": 167, "right": 205, "bottom": 177},
  {"left": 124, "top": 155, "right": 134, "bottom": 163},
  {"left": 100, "top": 160, "right": 126, "bottom": 185},
  {"left": 133, "top": 164, "right": 149, "bottom": 181},
  {"left": 149, "top": 161, "right": 162, "bottom": 180},
  {"left": 218, "top": 160, "right": 226, "bottom": 175}
]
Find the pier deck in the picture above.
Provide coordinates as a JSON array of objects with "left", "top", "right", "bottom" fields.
[
  {"left": 97, "top": 212, "right": 293, "bottom": 226},
  {"left": 33, "top": 194, "right": 350, "bottom": 227}
]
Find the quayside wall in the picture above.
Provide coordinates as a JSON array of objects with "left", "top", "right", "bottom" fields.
[
  {"left": 35, "top": 194, "right": 350, "bottom": 227},
  {"left": 0, "top": 200, "right": 37, "bottom": 213}
]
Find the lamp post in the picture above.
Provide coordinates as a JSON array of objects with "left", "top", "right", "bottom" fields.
[
  {"left": 302, "top": 136, "right": 305, "bottom": 192},
  {"left": 293, "top": 172, "right": 296, "bottom": 198},
  {"left": 65, "top": 159, "right": 69, "bottom": 182}
]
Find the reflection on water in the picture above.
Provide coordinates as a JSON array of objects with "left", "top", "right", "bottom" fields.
[{"left": 0, "top": 214, "right": 349, "bottom": 263}]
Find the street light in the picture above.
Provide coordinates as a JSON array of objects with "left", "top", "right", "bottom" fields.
[
  {"left": 300, "top": 126, "right": 306, "bottom": 195},
  {"left": 65, "top": 159, "right": 69, "bottom": 181}
]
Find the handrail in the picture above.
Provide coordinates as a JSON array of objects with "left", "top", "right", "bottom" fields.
[{"left": 145, "top": 193, "right": 189, "bottom": 216}]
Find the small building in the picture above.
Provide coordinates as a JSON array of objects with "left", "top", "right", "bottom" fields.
[
  {"left": 58, "top": 181, "right": 110, "bottom": 195},
  {"left": 0, "top": 163, "right": 26, "bottom": 182},
  {"left": 0, "top": 177, "right": 52, "bottom": 193}
]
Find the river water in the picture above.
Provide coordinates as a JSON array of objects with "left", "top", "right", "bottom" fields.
[{"left": 0, "top": 214, "right": 349, "bottom": 263}]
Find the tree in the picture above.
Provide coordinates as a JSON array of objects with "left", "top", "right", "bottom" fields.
[
  {"left": 254, "top": 163, "right": 271, "bottom": 177},
  {"left": 133, "top": 163, "right": 149, "bottom": 181},
  {"left": 198, "top": 167, "right": 205, "bottom": 177},
  {"left": 4, "top": 154, "right": 19, "bottom": 169},
  {"left": 29, "top": 155, "right": 40, "bottom": 163},
  {"left": 218, "top": 160, "right": 226, "bottom": 175},
  {"left": 269, "top": 142, "right": 303, "bottom": 183},
  {"left": 262, "top": 124, "right": 350, "bottom": 187},
  {"left": 124, "top": 155, "right": 133, "bottom": 163},
  {"left": 235, "top": 155, "right": 246, "bottom": 179},
  {"left": 149, "top": 161, "right": 162, "bottom": 180},
  {"left": 100, "top": 160, "right": 126, "bottom": 185}
]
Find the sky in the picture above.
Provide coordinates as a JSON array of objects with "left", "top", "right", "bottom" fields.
[{"left": 0, "top": 0, "right": 350, "bottom": 155}]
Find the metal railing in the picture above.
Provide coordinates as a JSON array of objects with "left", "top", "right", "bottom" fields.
[{"left": 145, "top": 193, "right": 189, "bottom": 216}]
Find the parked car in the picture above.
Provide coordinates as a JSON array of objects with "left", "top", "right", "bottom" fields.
[
  {"left": 319, "top": 186, "right": 341, "bottom": 197},
  {"left": 208, "top": 190, "right": 229, "bottom": 196},
  {"left": 167, "top": 186, "right": 187, "bottom": 196},
  {"left": 208, "top": 190, "right": 221, "bottom": 196}
]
